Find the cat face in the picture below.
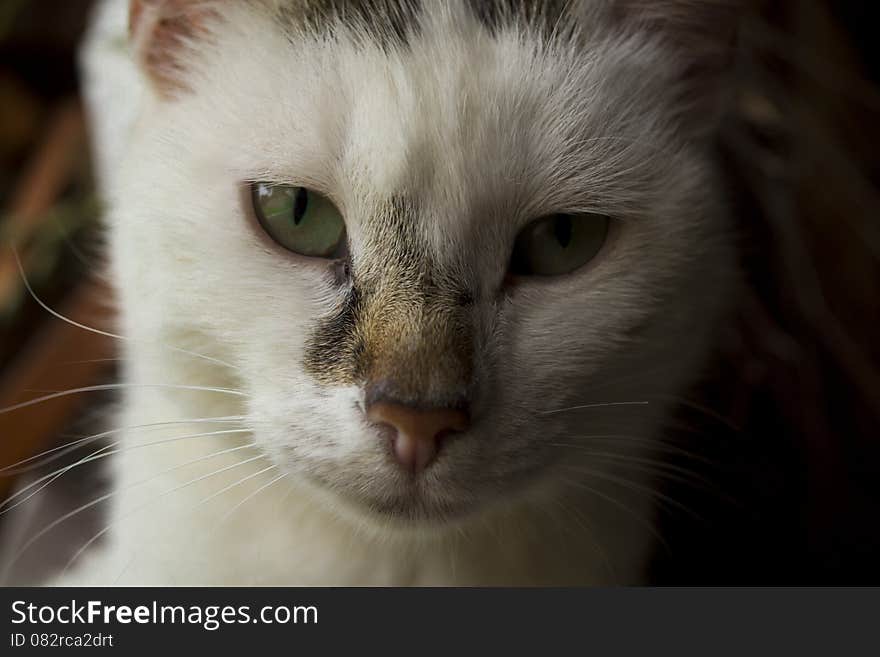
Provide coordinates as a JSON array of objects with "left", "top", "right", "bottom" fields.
[{"left": 113, "top": 0, "right": 738, "bottom": 528}]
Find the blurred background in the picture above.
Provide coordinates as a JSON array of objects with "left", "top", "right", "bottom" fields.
[
  {"left": 0, "top": 1, "right": 878, "bottom": 584},
  {"left": 0, "top": 0, "right": 112, "bottom": 583}
]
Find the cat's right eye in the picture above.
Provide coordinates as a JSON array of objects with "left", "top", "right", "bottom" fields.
[{"left": 251, "top": 182, "right": 346, "bottom": 258}]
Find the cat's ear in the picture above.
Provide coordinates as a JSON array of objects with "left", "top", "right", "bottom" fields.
[
  {"left": 129, "top": 0, "right": 218, "bottom": 98},
  {"left": 612, "top": 0, "right": 746, "bottom": 134}
]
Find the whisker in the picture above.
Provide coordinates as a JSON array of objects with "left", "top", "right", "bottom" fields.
[
  {"left": 549, "top": 434, "right": 714, "bottom": 464},
  {"left": 198, "top": 463, "right": 278, "bottom": 508},
  {"left": 0, "top": 383, "right": 248, "bottom": 417},
  {"left": 646, "top": 393, "right": 741, "bottom": 431},
  {"left": 549, "top": 441, "right": 714, "bottom": 478},
  {"left": 550, "top": 497, "right": 617, "bottom": 585},
  {"left": 561, "top": 450, "right": 717, "bottom": 491},
  {"left": 557, "top": 473, "right": 670, "bottom": 554},
  {"left": 560, "top": 464, "right": 704, "bottom": 522},
  {"left": 60, "top": 451, "right": 270, "bottom": 579},
  {"left": 574, "top": 513, "right": 617, "bottom": 585},
  {"left": 7, "top": 446, "right": 265, "bottom": 576},
  {"left": 531, "top": 364, "right": 686, "bottom": 417},
  {"left": 12, "top": 249, "right": 240, "bottom": 372},
  {"left": 217, "top": 472, "right": 288, "bottom": 526},
  {"left": 1, "top": 416, "right": 245, "bottom": 475},
  {"left": 0, "top": 428, "right": 253, "bottom": 516},
  {"left": 57, "top": 357, "right": 125, "bottom": 367},
  {"left": 538, "top": 401, "right": 649, "bottom": 416},
  {"left": 110, "top": 463, "right": 280, "bottom": 584}
]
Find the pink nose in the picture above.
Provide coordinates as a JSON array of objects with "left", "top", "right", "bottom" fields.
[{"left": 366, "top": 402, "right": 470, "bottom": 474}]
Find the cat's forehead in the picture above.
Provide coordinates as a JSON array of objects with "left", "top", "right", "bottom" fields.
[
  {"left": 206, "top": 1, "right": 680, "bottom": 217},
  {"left": 167, "top": 0, "right": 724, "bottom": 260},
  {"left": 272, "top": 0, "right": 573, "bottom": 46}
]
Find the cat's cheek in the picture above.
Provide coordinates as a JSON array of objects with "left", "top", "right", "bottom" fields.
[{"left": 245, "top": 379, "right": 366, "bottom": 468}]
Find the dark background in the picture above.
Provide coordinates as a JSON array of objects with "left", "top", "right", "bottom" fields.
[
  {"left": 654, "top": 0, "right": 880, "bottom": 583},
  {"left": 0, "top": 1, "right": 878, "bottom": 584}
]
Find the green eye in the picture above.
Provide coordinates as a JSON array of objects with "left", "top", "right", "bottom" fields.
[
  {"left": 510, "top": 213, "right": 610, "bottom": 277},
  {"left": 251, "top": 182, "right": 346, "bottom": 258}
]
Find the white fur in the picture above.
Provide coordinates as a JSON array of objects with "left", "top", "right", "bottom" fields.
[{"left": 56, "top": 0, "right": 737, "bottom": 585}]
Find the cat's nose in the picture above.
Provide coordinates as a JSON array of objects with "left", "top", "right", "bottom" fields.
[{"left": 366, "top": 401, "right": 470, "bottom": 474}]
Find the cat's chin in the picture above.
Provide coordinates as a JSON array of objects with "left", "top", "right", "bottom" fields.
[
  {"left": 299, "top": 464, "right": 560, "bottom": 537},
  {"left": 300, "top": 472, "right": 487, "bottom": 533},
  {"left": 288, "top": 451, "right": 562, "bottom": 536},
  {"left": 340, "top": 489, "right": 484, "bottom": 532},
  {"left": 359, "top": 495, "right": 479, "bottom": 529}
]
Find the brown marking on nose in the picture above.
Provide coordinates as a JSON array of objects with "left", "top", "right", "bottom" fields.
[
  {"left": 302, "top": 196, "right": 475, "bottom": 398},
  {"left": 366, "top": 401, "right": 470, "bottom": 474}
]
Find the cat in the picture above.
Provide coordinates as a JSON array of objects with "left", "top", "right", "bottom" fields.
[{"left": 37, "top": 0, "right": 741, "bottom": 585}]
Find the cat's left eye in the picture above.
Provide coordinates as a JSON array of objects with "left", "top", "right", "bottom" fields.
[
  {"left": 251, "top": 182, "right": 346, "bottom": 258},
  {"left": 510, "top": 212, "right": 610, "bottom": 277}
]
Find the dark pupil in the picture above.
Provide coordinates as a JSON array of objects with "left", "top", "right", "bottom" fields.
[
  {"left": 293, "top": 187, "right": 309, "bottom": 225},
  {"left": 553, "top": 214, "right": 572, "bottom": 248}
]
